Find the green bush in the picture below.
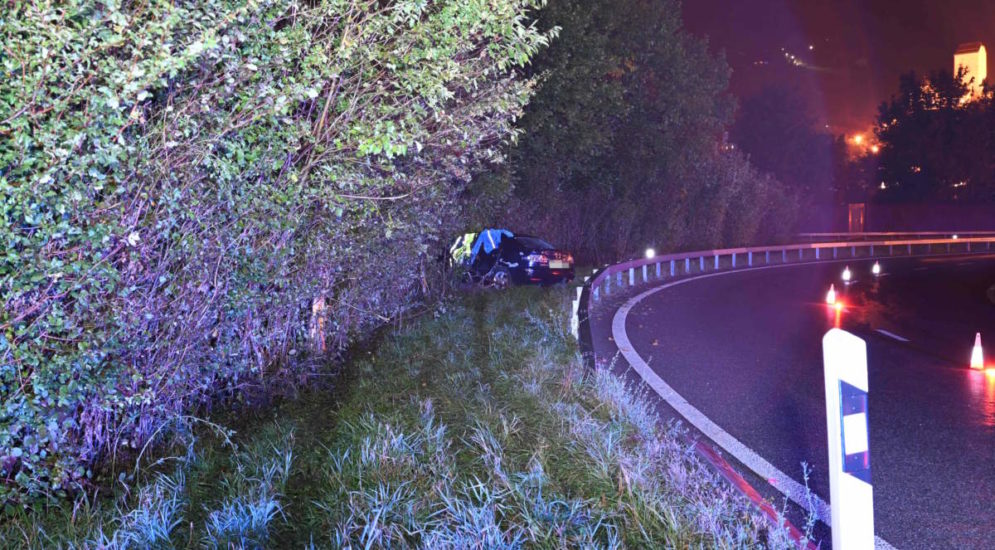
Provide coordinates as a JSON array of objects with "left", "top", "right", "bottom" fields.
[
  {"left": 499, "top": 0, "right": 798, "bottom": 261},
  {"left": 1, "top": 0, "right": 551, "bottom": 505}
]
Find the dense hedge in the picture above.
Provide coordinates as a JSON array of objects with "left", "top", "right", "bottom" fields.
[{"left": 1, "top": 0, "right": 550, "bottom": 505}]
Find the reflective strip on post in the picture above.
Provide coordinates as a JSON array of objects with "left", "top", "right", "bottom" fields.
[
  {"left": 570, "top": 287, "right": 582, "bottom": 339},
  {"left": 823, "top": 329, "right": 875, "bottom": 550}
]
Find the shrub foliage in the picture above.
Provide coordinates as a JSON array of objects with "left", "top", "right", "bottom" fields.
[
  {"left": 500, "top": 0, "right": 798, "bottom": 261},
  {"left": 0, "top": 0, "right": 550, "bottom": 504}
]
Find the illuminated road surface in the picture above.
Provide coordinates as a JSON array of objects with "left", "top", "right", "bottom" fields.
[{"left": 594, "top": 256, "right": 995, "bottom": 549}]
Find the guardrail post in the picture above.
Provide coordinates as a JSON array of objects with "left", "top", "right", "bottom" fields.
[
  {"left": 851, "top": 245, "right": 856, "bottom": 257},
  {"left": 629, "top": 268, "right": 635, "bottom": 286},
  {"left": 700, "top": 256, "right": 706, "bottom": 272},
  {"left": 907, "top": 243, "right": 912, "bottom": 254},
  {"left": 714, "top": 255, "right": 719, "bottom": 270},
  {"left": 782, "top": 250, "right": 787, "bottom": 263},
  {"left": 593, "top": 286, "right": 600, "bottom": 302},
  {"left": 656, "top": 262, "right": 661, "bottom": 278},
  {"left": 816, "top": 248, "right": 821, "bottom": 260},
  {"left": 833, "top": 247, "right": 838, "bottom": 259},
  {"left": 642, "top": 264, "right": 648, "bottom": 282},
  {"left": 766, "top": 250, "right": 770, "bottom": 263},
  {"left": 947, "top": 242, "right": 951, "bottom": 252},
  {"left": 748, "top": 251, "right": 753, "bottom": 266},
  {"left": 732, "top": 253, "right": 737, "bottom": 267},
  {"left": 869, "top": 245, "right": 874, "bottom": 255},
  {"left": 671, "top": 260, "right": 676, "bottom": 276},
  {"left": 605, "top": 277, "right": 611, "bottom": 296},
  {"left": 799, "top": 249, "right": 804, "bottom": 261},
  {"left": 616, "top": 271, "right": 622, "bottom": 288},
  {"left": 685, "top": 258, "right": 691, "bottom": 273},
  {"left": 889, "top": 245, "right": 893, "bottom": 255}
]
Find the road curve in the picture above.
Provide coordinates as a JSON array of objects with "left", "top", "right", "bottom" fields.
[{"left": 599, "top": 256, "right": 995, "bottom": 550}]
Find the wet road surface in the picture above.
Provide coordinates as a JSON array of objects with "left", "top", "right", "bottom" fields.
[{"left": 616, "top": 256, "right": 995, "bottom": 549}]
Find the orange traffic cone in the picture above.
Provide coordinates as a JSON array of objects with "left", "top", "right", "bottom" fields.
[
  {"left": 826, "top": 284, "right": 837, "bottom": 305},
  {"left": 971, "top": 333, "right": 984, "bottom": 370}
]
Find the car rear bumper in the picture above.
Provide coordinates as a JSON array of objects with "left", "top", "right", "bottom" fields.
[{"left": 522, "top": 267, "right": 575, "bottom": 285}]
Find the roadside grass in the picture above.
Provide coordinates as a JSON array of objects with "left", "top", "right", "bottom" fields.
[{"left": 1, "top": 287, "right": 799, "bottom": 548}]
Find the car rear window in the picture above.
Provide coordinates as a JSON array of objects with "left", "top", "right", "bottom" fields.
[{"left": 515, "top": 237, "right": 555, "bottom": 250}]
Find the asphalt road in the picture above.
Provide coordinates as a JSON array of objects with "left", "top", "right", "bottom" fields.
[{"left": 613, "top": 255, "right": 995, "bottom": 549}]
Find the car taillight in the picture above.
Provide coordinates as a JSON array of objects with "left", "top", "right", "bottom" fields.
[{"left": 527, "top": 253, "right": 549, "bottom": 266}]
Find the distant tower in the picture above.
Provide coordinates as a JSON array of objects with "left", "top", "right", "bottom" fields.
[{"left": 954, "top": 42, "right": 987, "bottom": 98}]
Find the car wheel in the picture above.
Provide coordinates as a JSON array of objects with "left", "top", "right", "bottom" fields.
[{"left": 491, "top": 266, "right": 511, "bottom": 290}]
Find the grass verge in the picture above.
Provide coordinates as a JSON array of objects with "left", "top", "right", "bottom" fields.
[{"left": 1, "top": 287, "right": 801, "bottom": 548}]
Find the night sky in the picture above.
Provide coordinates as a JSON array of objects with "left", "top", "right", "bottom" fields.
[{"left": 683, "top": 0, "right": 995, "bottom": 135}]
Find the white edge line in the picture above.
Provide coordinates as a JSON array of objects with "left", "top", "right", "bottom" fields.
[
  {"left": 610, "top": 261, "right": 897, "bottom": 550},
  {"left": 875, "top": 329, "right": 910, "bottom": 343}
]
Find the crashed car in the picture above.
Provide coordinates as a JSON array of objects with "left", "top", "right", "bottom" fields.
[{"left": 449, "top": 229, "right": 575, "bottom": 288}]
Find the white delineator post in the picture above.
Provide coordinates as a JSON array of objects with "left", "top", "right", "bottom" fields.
[
  {"left": 823, "top": 329, "right": 875, "bottom": 549},
  {"left": 570, "top": 287, "right": 582, "bottom": 339}
]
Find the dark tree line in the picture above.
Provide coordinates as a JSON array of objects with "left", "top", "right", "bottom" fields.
[
  {"left": 725, "top": 67, "right": 995, "bottom": 224},
  {"left": 477, "top": 0, "right": 798, "bottom": 263},
  {"left": 730, "top": 86, "right": 836, "bottom": 230},
  {"left": 874, "top": 69, "right": 995, "bottom": 203}
]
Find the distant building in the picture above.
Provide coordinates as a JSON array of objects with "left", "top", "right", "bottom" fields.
[{"left": 954, "top": 42, "right": 987, "bottom": 99}]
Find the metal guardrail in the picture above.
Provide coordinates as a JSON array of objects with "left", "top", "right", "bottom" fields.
[
  {"left": 798, "top": 231, "right": 995, "bottom": 242},
  {"left": 588, "top": 236, "right": 995, "bottom": 304}
]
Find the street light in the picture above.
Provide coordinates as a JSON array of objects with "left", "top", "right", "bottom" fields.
[
  {"left": 842, "top": 266, "right": 852, "bottom": 283},
  {"left": 645, "top": 248, "right": 656, "bottom": 259}
]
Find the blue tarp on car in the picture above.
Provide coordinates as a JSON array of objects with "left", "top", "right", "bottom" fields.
[{"left": 470, "top": 229, "right": 514, "bottom": 260}]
